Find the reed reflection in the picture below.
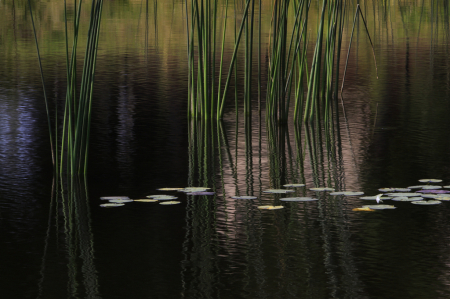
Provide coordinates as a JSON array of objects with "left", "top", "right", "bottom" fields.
[{"left": 38, "top": 178, "right": 100, "bottom": 298}]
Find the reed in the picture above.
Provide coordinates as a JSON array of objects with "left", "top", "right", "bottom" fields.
[{"left": 29, "top": 0, "right": 104, "bottom": 176}]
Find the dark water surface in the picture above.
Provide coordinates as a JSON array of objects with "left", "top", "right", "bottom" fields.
[{"left": 2, "top": 1, "right": 450, "bottom": 298}]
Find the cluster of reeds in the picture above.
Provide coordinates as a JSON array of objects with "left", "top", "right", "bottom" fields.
[{"left": 29, "top": 0, "right": 103, "bottom": 177}]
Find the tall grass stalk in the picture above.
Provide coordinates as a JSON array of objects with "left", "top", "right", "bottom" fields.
[{"left": 30, "top": 0, "right": 103, "bottom": 177}]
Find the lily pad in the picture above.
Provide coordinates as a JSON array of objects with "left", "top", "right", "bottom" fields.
[
  {"left": 100, "top": 196, "right": 129, "bottom": 200},
  {"left": 421, "top": 194, "right": 438, "bottom": 199},
  {"left": 330, "top": 191, "right": 364, "bottom": 196},
  {"left": 444, "top": 186, "right": 450, "bottom": 189},
  {"left": 411, "top": 200, "right": 441, "bottom": 205},
  {"left": 419, "top": 179, "right": 443, "bottom": 183},
  {"left": 146, "top": 195, "right": 178, "bottom": 200},
  {"left": 394, "top": 188, "right": 411, "bottom": 192},
  {"left": 231, "top": 196, "right": 257, "bottom": 200},
  {"left": 280, "top": 197, "right": 318, "bottom": 202},
  {"left": 421, "top": 185, "right": 442, "bottom": 190},
  {"left": 160, "top": 201, "right": 181, "bottom": 205},
  {"left": 360, "top": 196, "right": 392, "bottom": 200},
  {"left": 352, "top": 207, "right": 375, "bottom": 212},
  {"left": 436, "top": 195, "right": 450, "bottom": 201},
  {"left": 283, "top": 184, "right": 306, "bottom": 188},
  {"left": 378, "top": 188, "right": 396, "bottom": 192},
  {"left": 309, "top": 187, "right": 335, "bottom": 192},
  {"left": 362, "top": 204, "right": 396, "bottom": 210},
  {"left": 258, "top": 205, "right": 284, "bottom": 210},
  {"left": 157, "top": 187, "right": 185, "bottom": 191},
  {"left": 263, "top": 189, "right": 295, "bottom": 194},
  {"left": 108, "top": 199, "right": 133, "bottom": 203},
  {"left": 408, "top": 185, "right": 426, "bottom": 189},
  {"left": 386, "top": 193, "right": 420, "bottom": 197},
  {"left": 134, "top": 199, "right": 158, "bottom": 202},
  {"left": 100, "top": 203, "right": 125, "bottom": 208},
  {"left": 417, "top": 189, "right": 450, "bottom": 194},
  {"left": 181, "top": 187, "right": 210, "bottom": 192},
  {"left": 391, "top": 196, "right": 423, "bottom": 202}
]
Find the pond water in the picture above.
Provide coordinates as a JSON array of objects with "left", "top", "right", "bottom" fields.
[{"left": 2, "top": 1, "right": 450, "bottom": 298}]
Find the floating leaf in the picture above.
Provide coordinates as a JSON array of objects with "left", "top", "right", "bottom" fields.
[
  {"left": 108, "top": 199, "right": 133, "bottom": 203},
  {"left": 360, "top": 196, "right": 392, "bottom": 200},
  {"left": 408, "top": 185, "right": 426, "bottom": 189},
  {"left": 386, "top": 193, "right": 420, "bottom": 197},
  {"left": 283, "top": 184, "right": 306, "bottom": 188},
  {"left": 391, "top": 196, "right": 423, "bottom": 202},
  {"left": 159, "top": 201, "right": 181, "bottom": 205},
  {"left": 421, "top": 194, "right": 438, "bottom": 199},
  {"left": 186, "top": 192, "right": 215, "bottom": 196},
  {"left": 157, "top": 187, "right": 185, "bottom": 191},
  {"left": 411, "top": 200, "right": 441, "bottom": 205},
  {"left": 280, "top": 197, "right": 318, "bottom": 202},
  {"left": 444, "top": 186, "right": 450, "bottom": 189},
  {"left": 436, "top": 195, "right": 450, "bottom": 201},
  {"left": 134, "top": 199, "right": 158, "bottom": 202},
  {"left": 416, "top": 189, "right": 449, "bottom": 194},
  {"left": 263, "top": 189, "right": 295, "bottom": 194},
  {"left": 378, "top": 188, "right": 396, "bottom": 192},
  {"left": 421, "top": 185, "right": 442, "bottom": 190},
  {"left": 181, "top": 187, "right": 210, "bottom": 192},
  {"left": 309, "top": 187, "right": 335, "bottom": 192},
  {"left": 394, "top": 188, "right": 411, "bottom": 192},
  {"left": 362, "top": 205, "right": 396, "bottom": 210},
  {"left": 146, "top": 195, "right": 178, "bottom": 200},
  {"left": 352, "top": 207, "right": 375, "bottom": 212},
  {"left": 258, "top": 205, "right": 284, "bottom": 210},
  {"left": 419, "top": 179, "right": 442, "bottom": 183},
  {"left": 100, "top": 203, "right": 125, "bottom": 208},
  {"left": 330, "top": 191, "right": 364, "bottom": 196},
  {"left": 100, "top": 196, "right": 129, "bottom": 200},
  {"left": 231, "top": 196, "right": 257, "bottom": 200}
]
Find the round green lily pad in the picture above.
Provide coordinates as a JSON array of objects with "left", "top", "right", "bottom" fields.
[
  {"left": 408, "top": 185, "right": 426, "bottom": 189},
  {"left": 100, "top": 203, "right": 125, "bottom": 208},
  {"left": 134, "top": 199, "right": 158, "bottom": 202},
  {"left": 419, "top": 179, "right": 442, "bottom": 183},
  {"left": 391, "top": 196, "right": 423, "bottom": 202},
  {"left": 182, "top": 187, "right": 210, "bottom": 192},
  {"left": 444, "top": 186, "right": 450, "bottom": 189},
  {"left": 309, "top": 187, "right": 335, "bottom": 192},
  {"left": 108, "top": 199, "right": 133, "bottom": 203},
  {"left": 360, "top": 196, "right": 392, "bottom": 200},
  {"left": 280, "top": 197, "right": 318, "bottom": 202},
  {"left": 100, "top": 196, "right": 129, "bottom": 200},
  {"left": 394, "top": 188, "right": 411, "bottom": 192},
  {"left": 258, "top": 205, "right": 284, "bottom": 210},
  {"left": 421, "top": 185, "right": 442, "bottom": 190},
  {"left": 436, "top": 195, "right": 450, "bottom": 201},
  {"left": 186, "top": 192, "right": 215, "bottom": 195},
  {"left": 411, "top": 200, "right": 441, "bottom": 205},
  {"left": 157, "top": 187, "right": 185, "bottom": 191},
  {"left": 231, "top": 196, "right": 257, "bottom": 200},
  {"left": 283, "top": 184, "right": 306, "bottom": 188},
  {"left": 146, "top": 195, "right": 178, "bottom": 200},
  {"left": 378, "top": 188, "right": 396, "bottom": 192},
  {"left": 421, "top": 194, "right": 438, "bottom": 199},
  {"left": 160, "top": 201, "right": 181, "bottom": 205},
  {"left": 330, "top": 191, "right": 364, "bottom": 196},
  {"left": 263, "top": 189, "right": 295, "bottom": 194},
  {"left": 362, "top": 204, "right": 396, "bottom": 210},
  {"left": 386, "top": 193, "right": 420, "bottom": 197}
]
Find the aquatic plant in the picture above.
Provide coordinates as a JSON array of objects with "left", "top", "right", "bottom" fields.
[{"left": 29, "top": 0, "right": 104, "bottom": 176}]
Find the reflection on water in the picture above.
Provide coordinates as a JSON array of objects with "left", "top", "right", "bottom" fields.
[{"left": 2, "top": 1, "right": 450, "bottom": 298}]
